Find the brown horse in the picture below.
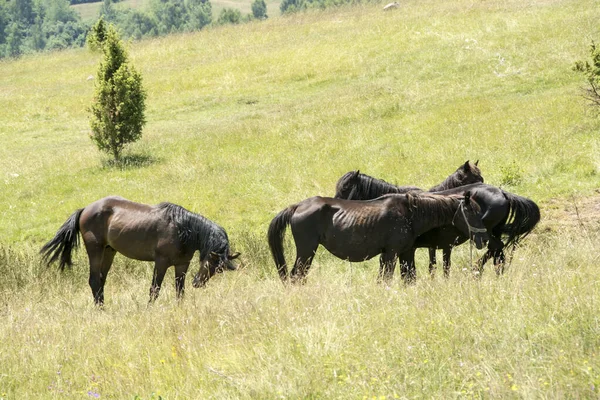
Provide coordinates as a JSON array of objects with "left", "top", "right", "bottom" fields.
[
  {"left": 40, "top": 196, "right": 240, "bottom": 305},
  {"left": 268, "top": 192, "right": 488, "bottom": 284}
]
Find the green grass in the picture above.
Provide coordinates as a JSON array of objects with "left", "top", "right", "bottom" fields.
[{"left": 1, "top": 0, "right": 600, "bottom": 397}]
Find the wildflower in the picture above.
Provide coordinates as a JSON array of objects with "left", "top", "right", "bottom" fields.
[{"left": 88, "top": 390, "right": 100, "bottom": 398}]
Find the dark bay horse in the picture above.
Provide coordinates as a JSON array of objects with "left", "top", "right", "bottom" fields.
[
  {"left": 335, "top": 164, "right": 539, "bottom": 277},
  {"left": 268, "top": 192, "right": 489, "bottom": 284},
  {"left": 40, "top": 196, "right": 240, "bottom": 305}
]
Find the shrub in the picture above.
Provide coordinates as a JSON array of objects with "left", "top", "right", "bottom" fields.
[{"left": 89, "top": 23, "right": 147, "bottom": 163}]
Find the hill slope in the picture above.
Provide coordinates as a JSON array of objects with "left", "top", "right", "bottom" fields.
[{"left": 0, "top": 0, "right": 599, "bottom": 397}]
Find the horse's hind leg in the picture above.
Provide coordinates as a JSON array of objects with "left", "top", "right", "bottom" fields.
[
  {"left": 493, "top": 248, "right": 506, "bottom": 276},
  {"left": 86, "top": 245, "right": 116, "bottom": 306},
  {"left": 290, "top": 235, "right": 318, "bottom": 284},
  {"left": 149, "top": 257, "right": 170, "bottom": 302}
]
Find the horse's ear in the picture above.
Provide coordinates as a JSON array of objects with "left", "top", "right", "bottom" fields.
[
  {"left": 228, "top": 252, "right": 241, "bottom": 260},
  {"left": 463, "top": 161, "right": 470, "bottom": 171},
  {"left": 474, "top": 160, "right": 479, "bottom": 166},
  {"left": 464, "top": 191, "right": 471, "bottom": 202},
  {"left": 353, "top": 170, "right": 360, "bottom": 178}
]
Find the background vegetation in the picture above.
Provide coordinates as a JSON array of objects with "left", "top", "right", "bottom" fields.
[{"left": 0, "top": 0, "right": 599, "bottom": 397}]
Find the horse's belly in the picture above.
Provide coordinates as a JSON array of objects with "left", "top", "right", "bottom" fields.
[
  {"left": 106, "top": 229, "right": 158, "bottom": 262},
  {"left": 321, "top": 235, "right": 381, "bottom": 262}
]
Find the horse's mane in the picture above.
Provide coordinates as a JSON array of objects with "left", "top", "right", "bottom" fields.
[
  {"left": 429, "top": 161, "right": 483, "bottom": 192},
  {"left": 406, "top": 193, "right": 461, "bottom": 226},
  {"left": 157, "top": 202, "right": 229, "bottom": 254},
  {"left": 342, "top": 171, "right": 422, "bottom": 200}
]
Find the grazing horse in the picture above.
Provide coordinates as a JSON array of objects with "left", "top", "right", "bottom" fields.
[
  {"left": 268, "top": 192, "right": 488, "bottom": 284},
  {"left": 40, "top": 196, "right": 240, "bottom": 305},
  {"left": 335, "top": 165, "right": 539, "bottom": 277}
]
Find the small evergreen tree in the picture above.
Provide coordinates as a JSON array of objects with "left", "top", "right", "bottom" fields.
[
  {"left": 89, "top": 24, "right": 146, "bottom": 162},
  {"left": 87, "top": 17, "right": 108, "bottom": 52},
  {"left": 574, "top": 41, "right": 600, "bottom": 112},
  {"left": 251, "top": 0, "right": 267, "bottom": 19}
]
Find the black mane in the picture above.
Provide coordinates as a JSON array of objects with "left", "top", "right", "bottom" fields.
[
  {"left": 157, "top": 202, "right": 229, "bottom": 255},
  {"left": 429, "top": 162, "right": 483, "bottom": 192},
  {"left": 338, "top": 171, "right": 422, "bottom": 200}
]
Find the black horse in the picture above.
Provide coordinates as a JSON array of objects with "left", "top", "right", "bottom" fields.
[
  {"left": 334, "top": 160, "right": 483, "bottom": 200},
  {"left": 335, "top": 167, "right": 540, "bottom": 277},
  {"left": 268, "top": 192, "right": 489, "bottom": 284},
  {"left": 334, "top": 160, "right": 485, "bottom": 275},
  {"left": 40, "top": 196, "right": 240, "bottom": 305}
]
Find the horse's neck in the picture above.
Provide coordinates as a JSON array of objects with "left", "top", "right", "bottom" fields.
[
  {"left": 409, "top": 199, "right": 457, "bottom": 236},
  {"left": 429, "top": 175, "right": 456, "bottom": 192},
  {"left": 361, "top": 176, "right": 402, "bottom": 198}
]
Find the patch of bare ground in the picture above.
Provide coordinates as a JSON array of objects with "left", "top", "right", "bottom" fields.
[{"left": 537, "top": 190, "right": 600, "bottom": 235}]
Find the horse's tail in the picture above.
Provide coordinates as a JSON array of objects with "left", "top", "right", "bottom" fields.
[
  {"left": 267, "top": 204, "right": 299, "bottom": 283},
  {"left": 40, "top": 208, "right": 84, "bottom": 271},
  {"left": 501, "top": 191, "right": 541, "bottom": 248}
]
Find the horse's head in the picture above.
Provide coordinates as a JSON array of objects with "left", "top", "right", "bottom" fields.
[
  {"left": 452, "top": 191, "right": 489, "bottom": 249},
  {"left": 192, "top": 251, "right": 241, "bottom": 288},
  {"left": 456, "top": 160, "right": 484, "bottom": 186},
  {"left": 334, "top": 170, "right": 360, "bottom": 199}
]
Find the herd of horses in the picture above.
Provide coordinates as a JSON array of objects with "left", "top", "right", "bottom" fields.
[{"left": 40, "top": 161, "right": 540, "bottom": 305}]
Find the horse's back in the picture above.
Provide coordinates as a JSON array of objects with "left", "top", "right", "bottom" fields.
[{"left": 79, "top": 196, "right": 176, "bottom": 261}]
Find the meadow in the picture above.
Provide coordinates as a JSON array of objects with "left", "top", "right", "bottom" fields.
[{"left": 1, "top": 0, "right": 600, "bottom": 397}]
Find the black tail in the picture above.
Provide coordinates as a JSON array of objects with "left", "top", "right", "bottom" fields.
[
  {"left": 40, "top": 208, "right": 84, "bottom": 271},
  {"left": 501, "top": 192, "right": 540, "bottom": 248},
  {"left": 267, "top": 204, "right": 298, "bottom": 283}
]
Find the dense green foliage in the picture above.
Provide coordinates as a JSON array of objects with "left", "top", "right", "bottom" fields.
[
  {"left": 0, "top": 0, "right": 88, "bottom": 57},
  {"left": 0, "top": 0, "right": 599, "bottom": 397},
  {"left": 216, "top": 7, "right": 241, "bottom": 24},
  {"left": 251, "top": 0, "right": 267, "bottom": 19},
  {"left": 89, "top": 23, "right": 146, "bottom": 161}
]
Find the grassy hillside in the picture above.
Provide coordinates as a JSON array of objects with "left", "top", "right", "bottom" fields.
[{"left": 1, "top": 0, "right": 599, "bottom": 398}]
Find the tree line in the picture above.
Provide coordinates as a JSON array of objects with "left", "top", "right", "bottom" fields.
[{"left": 0, "top": 0, "right": 268, "bottom": 58}]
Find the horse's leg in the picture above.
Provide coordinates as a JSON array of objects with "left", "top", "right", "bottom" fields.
[
  {"left": 290, "top": 238, "right": 318, "bottom": 284},
  {"left": 378, "top": 251, "right": 398, "bottom": 284},
  {"left": 493, "top": 246, "right": 506, "bottom": 276},
  {"left": 428, "top": 248, "right": 437, "bottom": 278},
  {"left": 399, "top": 249, "right": 416, "bottom": 284},
  {"left": 442, "top": 247, "right": 452, "bottom": 278},
  {"left": 85, "top": 244, "right": 115, "bottom": 306},
  {"left": 174, "top": 262, "right": 190, "bottom": 300},
  {"left": 476, "top": 236, "right": 503, "bottom": 277},
  {"left": 149, "top": 258, "right": 170, "bottom": 302}
]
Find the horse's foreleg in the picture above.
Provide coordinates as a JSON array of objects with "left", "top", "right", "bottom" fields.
[
  {"left": 428, "top": 248, "right": 437, "bottom": 278},
  {"left": 399, "top": 249, "right": 415, "bottom": 284},
  {"left": 150, "top": 259, "right": 170, "bottom": 302},
  {"left": 174, "top": 262, "right": 190, "bottom": 300},
  {"left": 442, "top": 247, "right": 452, "bottom": 278},
  {"left": 378, "top": 251, "right": 398, "bottom": 284}
]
